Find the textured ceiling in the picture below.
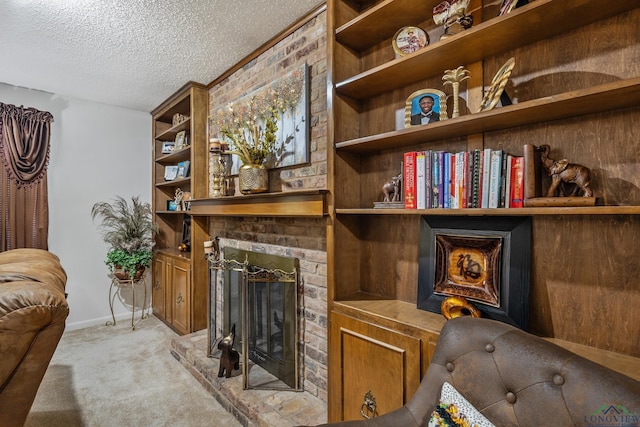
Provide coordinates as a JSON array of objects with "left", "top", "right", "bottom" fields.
[{"left": 0, "top": 0, "right": 324, "bottom": 112}]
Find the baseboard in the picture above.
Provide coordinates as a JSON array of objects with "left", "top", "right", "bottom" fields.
[{"left": 65, "top": 311, "right": 145, "bottom": 331}]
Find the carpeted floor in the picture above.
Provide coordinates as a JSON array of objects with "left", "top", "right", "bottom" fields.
[{"left": 25, "top": 315, "right": 242, "bottom": 427}]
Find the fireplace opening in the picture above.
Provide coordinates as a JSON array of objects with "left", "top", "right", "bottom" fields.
[{"left": 209, "top": 247, "right": 300, "bottom": 390}]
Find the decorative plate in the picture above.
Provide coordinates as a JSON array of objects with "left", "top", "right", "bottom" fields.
[
  {"left": 393, "top": 26, "right": 429, "bottom": 56},
  {"left": 478, "top": 57, "right": 515, "bottom": 112}
]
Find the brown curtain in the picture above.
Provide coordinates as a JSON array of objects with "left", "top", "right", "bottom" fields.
[{"left": 0, "top": 103, "right": 53, "bottom": 251}]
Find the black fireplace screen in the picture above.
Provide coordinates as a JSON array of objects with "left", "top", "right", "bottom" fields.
[{"left": 214, "top": 247, "right": 299, "bottom": 390}]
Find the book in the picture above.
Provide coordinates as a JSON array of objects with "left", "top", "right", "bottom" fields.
[
  {"left": 425, "top": 150, "right": 433, "bottom": 208},
  {"left": 454, "top": 151, "right": 465, "bottom": 209},
  {"left": 432, "top": 151, "right": 441, "bottom": 208},
  {"left": 488, "top": 150, "right": 503, "bottom": 208},
  {"left": 437, "top": 151, "right": 445, "bottom": 208},
  {"left": 481, "top": 148, "right": 492, "bottom": 208},
  {"left": 503, "top": 154, "right": 512, "bottom": 208},
  {"left": 443, "top": 152, "right": 451, "bottom": 209},
  {"left": 510, "top": 156, "right": 525, "bottom": 208},
  {"left": 471, "top": 149, "right": 481, "bottom": 208},
  {"left": 404, "top": 151, "right": 417, "bottom": 209},
  {"left": 499, "top": 151, "right": 509, "bottom": 208},
  {"left": 416, "top": 151, "right": 426, "bottom": 209}
]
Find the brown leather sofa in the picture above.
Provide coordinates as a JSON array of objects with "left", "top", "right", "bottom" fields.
[
  {"left": 318, "top": 316, "right": 640, "bottom": 427},
  {"left": 0, "top": 248, "right": 69, "bottom": 427}
]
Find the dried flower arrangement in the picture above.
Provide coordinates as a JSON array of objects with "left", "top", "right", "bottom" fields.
[{"left": 212, "top": 67, "right": 305, "bottom": 167}]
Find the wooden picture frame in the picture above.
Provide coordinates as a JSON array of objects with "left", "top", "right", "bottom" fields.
[
  {"left": 405, "top": 89, "right": 448, "bottom": 128},
  {"left": 417, "top": 215, "right": 532, "bottom": 330},
  {"left": 164, "top": 165, "right": 178, "bottom": 181},
  {"left": 175, "top": 131, "right": 186, "bottom": 150},
  {"left": 161, "top": 141, "right": 175, "bottom": 154}
]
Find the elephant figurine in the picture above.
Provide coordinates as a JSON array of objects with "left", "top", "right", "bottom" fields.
[
  {"left": 382, "top": 173, "right": 402, "bottom": 203},
  {"left": 539, "top": 144, "right": 593, "bottom": 197}
]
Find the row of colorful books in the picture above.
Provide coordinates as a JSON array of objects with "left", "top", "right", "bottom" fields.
[{"left": 403, "top": 149, "right": 524, "bottom": 209}]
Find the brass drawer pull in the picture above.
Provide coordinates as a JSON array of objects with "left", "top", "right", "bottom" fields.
[{"left": 360, "top": 390, "right": 377, "bottom": 419}]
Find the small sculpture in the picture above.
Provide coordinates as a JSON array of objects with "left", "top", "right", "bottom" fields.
[
  {"left": 217, "top": 323, "right": 240, "bottom": 378},
  {"left": 433, "top": 0, "right": 473, "bottom": 40},
  {"left": 442, "top": 66, "right": 471, "bottom": 118},
  {"left": 382, "top": 173, "right": 402, "bottom": 203},
  {"left": 539, "top": 144, "right": 593, "bottom": 197}
]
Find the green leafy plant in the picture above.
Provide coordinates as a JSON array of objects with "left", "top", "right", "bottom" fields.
[{"left": 91, "top": 195, "right": 157, "bottom": 279}]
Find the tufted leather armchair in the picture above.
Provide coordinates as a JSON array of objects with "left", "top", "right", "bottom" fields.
[
  {"left": 0, "top": 248, "right": 69, "bottom": 427},
  {"left": 317, "top": 316, "right": 640, "bottom": 427}
]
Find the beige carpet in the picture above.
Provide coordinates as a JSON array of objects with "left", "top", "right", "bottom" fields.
[{"left": 25, "top": 315, "right": 241, "bottom": 427}]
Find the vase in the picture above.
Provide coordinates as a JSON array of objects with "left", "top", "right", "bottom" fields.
[
  {"left": 239, "top": 164, "right": 268, "bottom": 194},
  {"left": 114, "top": 265, "right": 146, "bottom": 282}
]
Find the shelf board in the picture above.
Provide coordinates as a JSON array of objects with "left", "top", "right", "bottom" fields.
[
  {"left": 335, "top": 77, "right": 640, "bottom": 152},
  {"left": 335, "top": 0, "right": 638, "bottom": 100},
  {"left": 155, "top": 146, "right": 190, "bottom": 163},
  {"left": 155, "top": 118, "right": 191, "bottom": 141},
  {"left": 336, "top": 206, "right": 640, "bottom": 216},
  {"left": 155, "top": 210, "right": 189, "bottom": 215},
  {"left": 189, "top": 189, "right": 329, "bottom": 217},
  {"left": 155, "top": 177, "right": 191, "bottom": 188},
  {"left": 335, "top": 0, "right": 435, "bottom": 51}
]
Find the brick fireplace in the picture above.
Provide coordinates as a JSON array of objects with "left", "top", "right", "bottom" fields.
[{"left": 206, "top": 232, "right": 328, "bottom": 400}]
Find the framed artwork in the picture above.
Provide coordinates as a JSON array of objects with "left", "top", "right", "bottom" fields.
[
  {"left": 392, "top": 26, "right": 429, "bottom": 56},
  {"left": 214, "top": 63, "right": 310, "bottom": 175},
  {"left": 161, "top": 141, "right": 175, "bottom": 154},
  {"left": 478, "top": 57, "right": 515, "bottom": 112},
  {"left": 175, "top": 131, "right": 186, "bottom": 150},
  {"left": 417, "top": 216, "right": 531, "bottom": 330},
  {"left": 164, "top": 165, "right": 178, "bottom": 181},
  {"left": 405, "top": 89, "right": 448, "bottom": 128},
  {"left": 177, "top": 160, "right": 190, "bottom": 179}
]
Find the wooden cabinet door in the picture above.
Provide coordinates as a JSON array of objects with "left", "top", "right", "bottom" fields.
[
  {"left": 152, "top": 254, "right": 166, "bottom": 320},
  {"left": 171, "top": 257, "right": 191, "bottom": 335},
  {"left": 330, "top": 313, "right": 422, "bottom": 422}
]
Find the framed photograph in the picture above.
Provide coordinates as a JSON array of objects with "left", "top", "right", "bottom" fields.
[
  {"left": 405, "top": 89, "right": 448, "bottom": 128},
  {"left": 478, "top": 57, "right": 516, "bottom": 112},
  {"left": 161, "top": 141, "right": 175, "bottom": 154},
  {"left": 417, "top": 216, "right": 531, "bottom": 330},
  {"left": 176, "top": 160, "right": 190, "bottom": 179},
  {"left": 164, "top": 165, "right": 178, "bottom": 181},
  {"left": 392, "top": 26, "right": 429, "bottom": 56},
  {"left": 175, "top": 131, "right": 186, "bottom": 150}
]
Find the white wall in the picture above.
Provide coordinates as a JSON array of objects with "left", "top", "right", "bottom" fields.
[{"left": 0, "top": 83, "right": 152, "bottom": 330}]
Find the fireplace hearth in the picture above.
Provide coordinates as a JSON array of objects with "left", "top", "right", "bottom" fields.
[{"left": 208, "top": 246, "right": 300, "bottom": 390}]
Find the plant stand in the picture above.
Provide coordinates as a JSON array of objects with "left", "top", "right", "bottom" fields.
[{"left": 106, "top": 275, "right": 148, "bottom": 330}]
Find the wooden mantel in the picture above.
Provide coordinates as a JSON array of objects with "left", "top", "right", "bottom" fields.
[{"left": 189, "top": 189, "right": 329, "bottom": 217}]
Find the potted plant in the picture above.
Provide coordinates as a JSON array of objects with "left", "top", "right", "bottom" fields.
[{"left": 91, "top": 195, "right": 157, "bottom": 282}]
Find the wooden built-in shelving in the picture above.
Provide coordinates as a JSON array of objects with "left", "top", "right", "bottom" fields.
[
  {"left": 335, "top": 0, "right": 638, "bottom": 99},
  {"left": 336, "top": 78, "right": 640, "bottom": 151}
]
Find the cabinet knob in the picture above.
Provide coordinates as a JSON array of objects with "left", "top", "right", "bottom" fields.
[
  {"left": 176, "top": 293, "right": 183, "bottom": 305},
  {"left": 360, "top": 390, "right": 377, "bottom": 419},
  {"left": 154, "top": 280, "right": 161, "bottom": 290}
]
